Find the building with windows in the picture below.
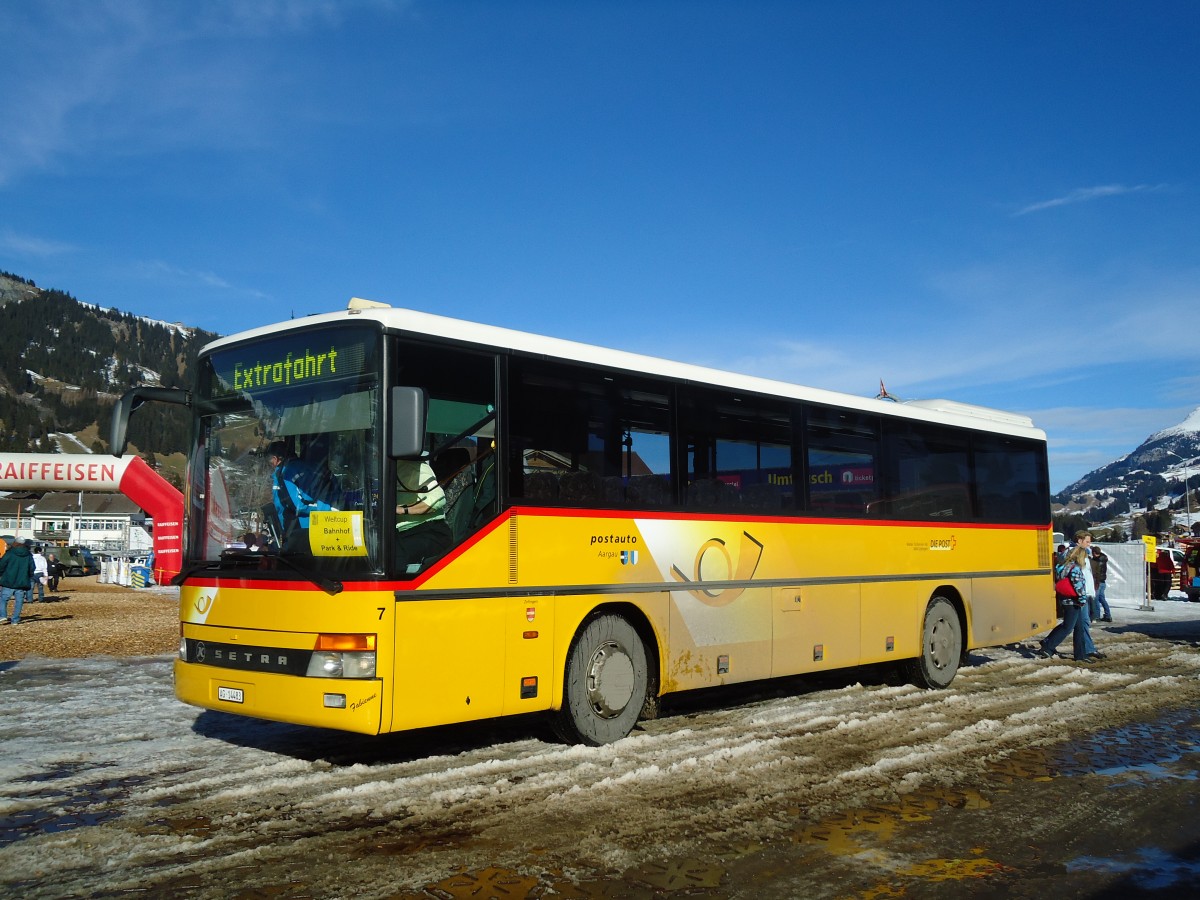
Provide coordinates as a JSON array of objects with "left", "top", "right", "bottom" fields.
[
  {"left": 0, "top": 493, "right": 153, "bottom": 551},
  {"left": 0, "top": 496, "right": 37, "bottom": 539}
]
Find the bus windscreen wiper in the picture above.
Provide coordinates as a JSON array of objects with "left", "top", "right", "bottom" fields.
[{"left": 271, "top": 553, "right": 344, "bottom": 595}]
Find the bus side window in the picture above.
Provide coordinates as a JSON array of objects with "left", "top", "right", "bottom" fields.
[
  {"left": 681, "top": 387, "right": 793, "bottom": 512},
  {"left": 973, "top": 435, "right": 1048, "bottom": 524},
  {"left": 508, "top": 358, "right": 674, "bottom": 510},
  {"left": 804, "top": 408, "right": 880, "bottom": 516},
  {"left": 878, "top": 424, "right": 970, "bottom": 520}
]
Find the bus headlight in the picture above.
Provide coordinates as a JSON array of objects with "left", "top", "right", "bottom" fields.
[
  {"left": 306, "top": 651, "right": 376, "bottom": 678},
  {"left": 306, "top": 633, "right": 376, "bottom": 679}
]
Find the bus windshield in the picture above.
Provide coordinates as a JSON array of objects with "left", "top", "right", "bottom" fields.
[{"left": 189, "top": 326, "right": 381, "bottom": 574}]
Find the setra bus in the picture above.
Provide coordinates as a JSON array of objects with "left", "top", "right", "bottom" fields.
[{"left": 110, "top": 299, "right": 1055, "bottom": 744}]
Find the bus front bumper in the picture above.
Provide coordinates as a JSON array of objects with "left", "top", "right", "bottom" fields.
[{"left": 174, "top": 659, "right": 384, "bottom": 734}]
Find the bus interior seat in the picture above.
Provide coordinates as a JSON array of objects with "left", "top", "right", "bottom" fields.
[
  {"left": 687, "top": 478, "right": 736, "bottom": 509},
  {"left": 625, "top": 474, "right": 670, "bottom": 507},
  {"left": 469, "top": 457, "right": 497, "bottom": 530},
  {"left": 559, "top": 470, "right": 602, "bottom": 503},
  {"left": 299, "top": 437, "right": 339, "bottom": 505},
  {"left": 524, "top": 470, "right": 560, "bottom": 501},
  {"left": 741, "top": 482, "right": 784, "bottom": 510},
  {"left": 433, "top": 447, "right": 474, "bottom": 539},
  {"left": 432, "top": 447, "right": 472, "bottom": 486}
]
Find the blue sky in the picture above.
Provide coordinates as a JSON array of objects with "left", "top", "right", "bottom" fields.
[{"left": 2, "top": 1, "right": 1198, "bottom": 492}]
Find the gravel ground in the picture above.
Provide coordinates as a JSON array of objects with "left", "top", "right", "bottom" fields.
[{"left": 0, "top": 578, "right": 177, "bottom": 660}]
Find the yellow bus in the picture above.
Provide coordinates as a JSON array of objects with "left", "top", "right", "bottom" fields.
[{"left": 112, "top": 299, "right": 1055, "bottom": 744}]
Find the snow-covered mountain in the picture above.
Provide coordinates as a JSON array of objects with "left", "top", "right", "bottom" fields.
[{"left": 1054, "top": 406, "right": 1200, "bottom": 526}]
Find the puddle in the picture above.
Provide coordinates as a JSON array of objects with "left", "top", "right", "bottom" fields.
[
  {"left": 1068, "top": 847, "right": 1200, "bottom": 891},
  {"left": 1046, "top": 706, "right": 1200, "bottom": 779},
  {"left": 0, "top": 764, "right": 148, "bottom": 846}
]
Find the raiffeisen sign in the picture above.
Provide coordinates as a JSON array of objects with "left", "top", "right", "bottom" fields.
[{"left": 0, "top": 453, "right": 183, "bottom": 583}]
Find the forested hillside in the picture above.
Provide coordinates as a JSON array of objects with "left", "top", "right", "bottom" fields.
[{"left": 0, "top": 271, "right": 220, "bottom": 472}]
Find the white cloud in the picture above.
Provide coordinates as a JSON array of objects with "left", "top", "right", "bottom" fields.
[
  {"left": 130, "top": 260, "right": 269, "bottom": 300},
  {"left": 1013, "top": 183, "right": 1167, "bottom": 217},
  {"left": 0, "top": 230, "right": 78, "bottom": 258}
]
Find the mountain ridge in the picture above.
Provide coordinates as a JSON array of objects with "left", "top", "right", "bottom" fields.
[{"left": 0, "top": 271, "right": 220, "bottom": 481}]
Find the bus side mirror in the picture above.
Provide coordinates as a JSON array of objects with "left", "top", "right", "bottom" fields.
[
  {"left": 109, "top": 387, "right": 191, "bottom": 457},
  {"left": 390, "top": 386, "right": 427, "bottom": 459}
]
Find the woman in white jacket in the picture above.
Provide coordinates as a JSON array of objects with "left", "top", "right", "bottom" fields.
[{"left": 31, "top": 546, "right": 49, "bottom": 602}]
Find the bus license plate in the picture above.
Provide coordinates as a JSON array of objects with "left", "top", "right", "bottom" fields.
[{"left": 217, "top": 686, "right": 244, "bottom": 704}]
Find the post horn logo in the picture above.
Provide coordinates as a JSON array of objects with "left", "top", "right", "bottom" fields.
[{"left": 670, "top": 531, "right": 764, "bottom": 607}]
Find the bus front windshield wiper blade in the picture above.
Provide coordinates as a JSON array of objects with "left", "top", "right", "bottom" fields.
[
  {"left": 172, "top": 552, "right": 343, "bottom": 595},
  {"left": 272, "top": 553, "right": 344, "bottom": 596},
  {"left": 170, "top": 560, "right": 221, "bottom": 585}
]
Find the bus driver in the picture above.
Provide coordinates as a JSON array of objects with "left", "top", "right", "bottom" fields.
[{"left": 395, "top": 458, "right": 453, "bottom": 568}]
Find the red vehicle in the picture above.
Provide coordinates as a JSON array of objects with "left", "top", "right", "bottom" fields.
[{"left": 1180, "top": 537, "right": 1200, "bottom": 602}]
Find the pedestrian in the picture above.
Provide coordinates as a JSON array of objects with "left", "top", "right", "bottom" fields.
[
  {"left": 46, "top": 552, "right": 63, "bottom": 592},
  {"left": 31, "top": 545, "right": 48, "bottom": 602},
  {"left": 1151, "top": 548, "right": 1175, "bottom": 600},
  {"left": 1090, "top": 544, "right": 1112, "bottom": 622},
  {"left": 0, "top": 536, "right": 38, "bottom": 626},
  {"left": 1037, "top": 532, "right": 1103, "bottom": 663}
]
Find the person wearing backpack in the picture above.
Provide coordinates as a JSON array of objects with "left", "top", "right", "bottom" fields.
[{"left": 1036, "top": 531, "right": 1103, "bottom": 663}]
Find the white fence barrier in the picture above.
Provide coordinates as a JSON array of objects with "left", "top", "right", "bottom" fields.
[{"left": 1095, "top": 543, "right": 1148, "bottom": 608}]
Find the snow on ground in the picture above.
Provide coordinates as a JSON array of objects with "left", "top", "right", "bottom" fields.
[{"left": 2, "top": 599, "right": 1200, "bottom": 897}]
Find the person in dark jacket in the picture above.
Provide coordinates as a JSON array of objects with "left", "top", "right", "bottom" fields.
[
  {"left": 0, "top": 537, "right": 38, "bottom": 625},
  {"left": 45, "top": 552, "right": 64, "bottom": 592},
  {"left": 1090, "top": 545, "right": 1112, "bottom": 622}
]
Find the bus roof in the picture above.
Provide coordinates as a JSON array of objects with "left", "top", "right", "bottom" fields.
[{"left": 202, "top": 299, "right": 1045, "bottom": 441}]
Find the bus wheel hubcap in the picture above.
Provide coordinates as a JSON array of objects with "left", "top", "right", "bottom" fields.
[
  {"left": 929, "top": 617, "right": 953, "bottom": 670},
  {"left": 586, "top": 641, "right": 635, "bottom": 718}
]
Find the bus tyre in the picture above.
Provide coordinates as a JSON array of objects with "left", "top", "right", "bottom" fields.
[
  {"left": 908, "top": 596, "right": 962, "bottom": 689},
  {"left": 554, "top": 614, "right": 649, "bottom": 746}
]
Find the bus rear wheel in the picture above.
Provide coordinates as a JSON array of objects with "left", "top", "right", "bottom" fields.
[
  {"left": 908, "top": 596, "right": 962, "bottom": 689},
  {"left": 553, "top": 614, "right": 649, "bottom": 746}
]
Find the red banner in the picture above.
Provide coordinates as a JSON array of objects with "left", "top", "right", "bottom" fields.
[{"left": 0, "top": 453, "right": 183, "bottom": 582}]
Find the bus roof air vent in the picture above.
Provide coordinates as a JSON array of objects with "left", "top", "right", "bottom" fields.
[{"left": 347, "top": 297, "right": 392, "bottom": 311}]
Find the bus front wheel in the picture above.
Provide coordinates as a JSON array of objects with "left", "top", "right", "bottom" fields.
[
  {"left": 554, "top": 614, "right": 649, "bottom": 746},
  {"left": 908, "top": 596, "right": 962, "bottom": 689}
]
